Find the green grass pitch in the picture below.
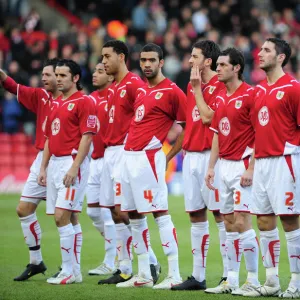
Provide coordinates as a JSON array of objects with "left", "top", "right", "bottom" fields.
[{"left": 0, "top": 194, "right": 290, "bottom": 300}]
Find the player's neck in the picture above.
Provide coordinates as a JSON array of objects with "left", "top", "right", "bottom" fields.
[
  {"left": 97, "top": 82, "right": 111, "bottom": 93},
  {"left": 61, "top": 86, "right": 78, "bottom": 100},
  {"left": 52, "top": 90, "right": 61, "bottom": 99},
  {"left": 114, "top": 66, "right": 129, "bottom": 84},
  {"left": 265, "top": 67, "right": 285, "bottom": 85},
  {"left": 147, "top": 73, "right": 165, "bottom": 88},
  {"left": 201, "top": 69, "right": 216, "bottom": 85},
  {"left": 225, "top": 79, "right": 243, "bottom": 97}
]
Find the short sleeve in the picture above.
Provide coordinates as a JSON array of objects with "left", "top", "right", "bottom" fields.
[
  {"left": 288, "top": 83, "right": 300, "bottom": 126},
  {"left": 127, "top": 76, "right": 144, "bottom": 103},
  {"left": 209, "top": 107, "right": 219, "bottom": 133},
  {"left": 78, "top": 96, "right": 97, "bottom": 135}
]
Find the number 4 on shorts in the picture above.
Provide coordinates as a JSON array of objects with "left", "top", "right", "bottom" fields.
[{"left": 144, "top": 190, "right": 153, "bottom": 203}]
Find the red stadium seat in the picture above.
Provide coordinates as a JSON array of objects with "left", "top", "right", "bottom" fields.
[
  {"left": 0, "top": 166, "right": 13, "bottom": 175},
  {"left": 12, "top": 144, "right": 28, "bottom": 154},
  {"left": 1, "top": 143, "right": 12, "bottom": 154},
  {"left": 12, "top": 155, "right": 28, "bottom": 168},
  {"left": 0, "top": 133, "right": 12, "bottom": 143},
  {"left": 11, "top": 133, "right": 28, "bottom": 144}
]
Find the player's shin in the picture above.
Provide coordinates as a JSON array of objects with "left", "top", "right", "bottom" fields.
[
  {"left": 191, "top": 221, "right": 209, "bottom": 282},
  {"left": 226, "top": 232, "right": 241, "bottom": 287},
  {"left": 260, "top": 228, "right": 280, "bottom": 286},
  {"left": 216, "top": 221, "right": 228, "bottom": 278},
  {"left": 130, "top": 218, "right": 152, "bottom": 279},
  {"left": 155, "top": 215, "right": 181, "bottom": 280},
  {"left": 241, "top": 229, "right": 259, "bottom": 285},
  {"left": 72, "top": 224, "right": 82, "bottom": 276},
  {"left": 20, "top": 212, "right": 43, "bottom": 264},
  {"left": 116, "top": 223, "right": 132, "bottom": 275},
  {"left": 58, "top": 224, "right": 75, "bottom": 275}
]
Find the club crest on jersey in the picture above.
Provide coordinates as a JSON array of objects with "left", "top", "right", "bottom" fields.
[
  {"left": 276, "top": 91, "right": 284, "bottom": 100},
  {"left": 155, "top": 92, "right": 163, "bottom": 100},
  {"left": 67, "top": 103, "right": 75, "bottom": 111},
  {"left": 192, "top": 105, "right": 201, "bottom": 122},
  {"left": 135, "top": 104, "right": 145, "bottom": 122},
  {"left": 51, "top": 118, "right": 60, "bottom": 135},
  {"left": 258, "top": 106, "right": 269, "bottom": 126},
  {"left": 120, "top": 90, "right": 126, "bottom": 98},
  {"left": 235, "top": 100, "right": 242, "bottom": 109},
  {"left": 209, "top": 86, "right": 216, "bottom": 94}
]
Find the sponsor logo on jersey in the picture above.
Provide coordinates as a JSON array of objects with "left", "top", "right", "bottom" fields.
[
  {"left": 51, "top": 118, "right": 60, "bottom": 135},
  {"left": 68, "top": 103, "right": 75, "bottom": 111},
  {"left": 219, "top": 117, "right": 230, "bottom": 136},
  {"left": 192, "top": 105, "right": 201, "bottom": 122},
  {"left": 235, "top": 100, "right": 242, "bottom": 109},
  {"left": 120, "top": 90, "right": 126, "bottom": 98},
  {"left": 276, "top": 91, "right": 284, "bottom": 100},
  {"left": 87, "top": 115, "right": 97, "bottom": 128},
  {"left": 109, "top": 105, "right": 115, "bottom": 123},
  {"left": 155, "top": 92, "right": 163, "bottom": 100},
  {"left": 209, "top": 86, "right": 216, "bottom": 94},
  {"left": 258, "top": 106, "right": 269, "bottom": 126},
  {"left": 135, "top": 104, "right": 145, "bottom": 122}
]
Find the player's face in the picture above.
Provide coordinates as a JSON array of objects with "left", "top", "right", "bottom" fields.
[
  {"left": 41, "top": 65, "right": 57, "bottom": 92},
  {"left": 102, "top": 47, "right": 121, "bottom": 75},
  {"left": 140, "top": 51, "right": 163, "bottom": 79},
  {"left": 189, "top": 48, "right": 206, "bottom": 70},
  {"left": 258, "top": 41, "right": 278, "bottom": 71},
  {"left": 55, "top": 66, "right": 75, "bottom": 93},
  {"left": 216, "top": 55, "right": 236, "bottom": 83},
  {"left": 92, "top": 63, "right": 110, "bottom": 88}
]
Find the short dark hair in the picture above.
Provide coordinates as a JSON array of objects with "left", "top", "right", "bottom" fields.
[
  {"left": 103, "top": 40, "right": 129, "bottom": 63},
  {"left": 56, "top": 59, "right": 83, "bottom": 90},
  {"left": 43, "top": 58, "right": 59, "bottom": 71},
  {"left": 266, "top": 37, "right": 291, "bottom": 67},
  {"left": 192, "top": 40, "right": 221, "bottom": 71},
  {"left": 141, "top": 43, "right": 164, "bottom": 60},
  {"left": 220, "top": 47, "right": 245, "bottom": 80}
]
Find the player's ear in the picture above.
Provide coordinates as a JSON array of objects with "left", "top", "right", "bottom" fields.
[
  {"left": 73, "top": 74, "right": 80, "bottom": 83},
  {"left": 234, "top": 64, "right": 241, "bottom": 75},
  {"left": 119, "top": 53, "right": 125, "bottom": 62},
  {"left": 159, "top": 59, "right": 164, "bottom": 68},
  {"left": 108, "top": 75, "right": 114, "bottom": 82},
  {"left": 278, "top": 53, "right": 286, "bottom": 65},
  {"left": 205, "top": 58, "right": 212, "bottom": 68}
]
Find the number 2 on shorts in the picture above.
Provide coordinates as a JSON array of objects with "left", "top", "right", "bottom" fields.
[{"left": 285, "top": 192, "right": 294, "bottom": 206}]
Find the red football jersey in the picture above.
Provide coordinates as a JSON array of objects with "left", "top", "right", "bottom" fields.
[
  {"left": 210, "top": 82, "right": 255, "bottom": 160},
  {"left": 253, "top": 74, "right": 300, "bottom": 158},
  {"left": 3, "top": 76, "right": 53, "bottom": 150},
  {"left": 183, "top": 75, "right": 225, "bottom": 152},
  {"left": 125, "top": 78, "right": 187, "bottom": 151},
  {"left": 104, "top": 72, "right": 144, "bottom": 146},
  {"left": 89, "top": 89, "right": 109, "bottom": 159},
  {"left": 46, "top": 91, "right": 97, "bottom": 156}
]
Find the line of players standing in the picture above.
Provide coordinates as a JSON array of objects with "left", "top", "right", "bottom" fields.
[{"left": 0, "top": 37, "right": 299, "bottom": 298}]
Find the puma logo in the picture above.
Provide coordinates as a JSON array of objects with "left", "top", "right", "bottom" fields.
[
  {"left": 61, "top": 247, "right": 71, "bottom": 253},
  {"left": 105, "top": 238, "right": 112, "bottom": 244},
  {"left": 162, "top": 242, "right": 170, "bottom": 248},
  {"left": 244, "top": 247, "right": 256, "bottom": 252}
]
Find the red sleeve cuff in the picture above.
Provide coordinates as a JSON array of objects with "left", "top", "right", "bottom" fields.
[{"left": 3, "top": 76, "right": 18, "bottom": 95}]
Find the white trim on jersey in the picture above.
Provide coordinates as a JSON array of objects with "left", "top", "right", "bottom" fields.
[
  {"left": 89, "top": 95, "right": 97, "bottom": 105},
  {"left": 41, "top": 88, "right": 50, "bottom": 98},
  {"left": 136, "top": 87, "right": 147, "bottom": 95},
  {"left": 247, "top": 87, "right": 254, "bottom": 91},
  {"left": 99, "top": 100, "right": 107, "bottom": 105},
  {"left": 216, "top": 95, "right": 225, "bottom": 104},
  {"left": 291, "top": 79, "right": 299, "bottom": 83},
  {"left": 269, "top": 84, "right": 293, "bottom": 95},
  {"left": 209, "top": 127, "right": 218, "bottom": 133},
  {"left": 149, "top": 88, "right": 173, "bottom": 95},
  {"left": 202, "top": 85, "right": 213, "bottom": 93},
  {"left": 61, "top": 97, "right": 84, "bottom": 107},
  {"left": 117, "top": 85, "right": 126, "bottom": 91},
  {"left": 256, "top": 85, "right": 267, "bottom": 94},
  {"left": 228, "top": 94, "right": 249, "bottom": 104}
]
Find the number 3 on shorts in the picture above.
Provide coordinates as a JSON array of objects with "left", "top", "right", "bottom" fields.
[
  {"left": 285, "top": 192, "right": 294, "bottom": 206},
  {"left": 144, "top": 190, "right": 153, "bottom": 203},
  {"left": 234, "top": 190, "right": 241, "bottom": 205}
]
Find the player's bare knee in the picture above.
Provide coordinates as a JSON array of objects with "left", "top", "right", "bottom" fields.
[
  {"left": 16, "top": 202, "right": 36, "bottom": 217},
  {"left": 153, "top": 211, "right": 168, "bottom": 219},
  {"left": 257, "top": 215, "right": 277, "bottom": 231},
  {"left": 70, "top": 212, "right": 79, "bottom": 225},
  {"left": 189, "top": 209, "right": 207, "bottom": 223},
  {"left": 213, "top": 210, "right": 223, "bottom": 223},
  {"left": 54, "top": 209, "right": 72, "bottom": 227},
  {"left": 128, "top": 210, "right": 144, "bottom": 220},
  {"left": 224, "top": 213, "right": 235, "bottom": 231},
  {"left": 280, "top": 215, "right": 299, "bottom": 232},
  {"left": 235, "top": 212, "right": 252, "bottom": 233}
]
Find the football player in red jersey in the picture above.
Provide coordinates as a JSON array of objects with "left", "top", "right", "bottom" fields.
[
  {"left": 116, "top": 43, "right": 187, "bottom": 289},
  {"left": 38, "top": 59, "right": 96, "bottom": 285},
  {"left": 205, "top": 48, "right": 259, "bottom": 295},
  {"left": 98, "top": 40, "right": 160, "bottom": 285},
  {"left": 0, "top": 59, "right": 60, "bottom": 281},
  {"left": 172, "top": 40, "right": 228, "bottom": 291},
  {"left": 86, "top": 62, "right": 117, "bottom": 276},
  {"left": 247, "top": 38, "right": 300, "bottom": 298}
]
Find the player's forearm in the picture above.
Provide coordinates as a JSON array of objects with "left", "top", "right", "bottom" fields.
[
  {"left": 2, "top": 76, "right": 18, "bottom": 94},
  {"left": 194, "top": 86, "right": 214, "bottom": 124},
  {"left": 40, "top": 139, "right": 51, "bottom": 170},
  {"left": 166, "top": 128, "right": 185, "bottom": 163},
  {"left": 208, "top": 133, "right": 219, "bottom": 169},
  {"left": 72, "top": 133, "right": 93, "bottom": 168}
]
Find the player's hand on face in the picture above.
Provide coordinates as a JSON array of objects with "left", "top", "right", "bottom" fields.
[
  {"left": 63, "top": 166, "right": 79, "bottom": 188},
  {"left": 37, "top": 169, "right": 47, "bottom": 186},
  {"left": 205, "top": 168, "right": 216, "bottom": 190},
  {"left": 190, "top": 66, "right": 202, "bottom": 89},
  {"left": 240, "top": 169, "right": 253, "bottom": 187}
]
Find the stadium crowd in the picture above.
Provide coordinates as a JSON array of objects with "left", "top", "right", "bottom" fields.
[{"left": 1, "top": 0, "right": 300, "bottom": 133}]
